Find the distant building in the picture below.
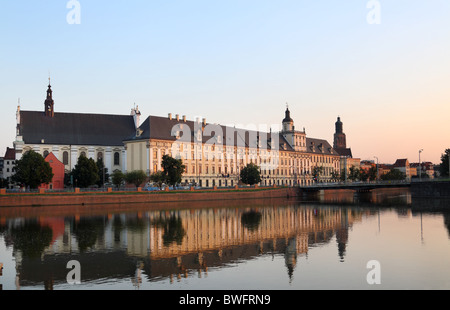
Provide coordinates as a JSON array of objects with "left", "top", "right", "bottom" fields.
[
  {"left": 39, "top": 152, "right": 65, "bottom": 190},
  {"left": 410, "top": 162, "right": 435, "bottom": 179},
  {"left": 2, "top": 147, "right": 16, "bottom": 188},
  {"left": 393, "top": 159, "right": 410, "bottom": 180}
]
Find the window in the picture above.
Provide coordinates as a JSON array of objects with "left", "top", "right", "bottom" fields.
[
  {"left": 80, "top": 151, "right": 86, "bottom": 157},
  {"left": 114, "top": 152, "right": 120, "bottom": 165},
  {"left": 97, "top": 152, "right": 103, "bottom": 160},
  {"left": 63, "top": 151, "right": 69, "bottom": 165},
  {"left": 43, "top": 150, "right": 49, "bottom": 158}
]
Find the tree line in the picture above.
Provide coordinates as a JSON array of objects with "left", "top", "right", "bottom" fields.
[{"left": 8, "top": 148, "right": 450, "bottom": 189}]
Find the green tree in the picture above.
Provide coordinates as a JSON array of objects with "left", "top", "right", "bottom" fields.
[
  {"left": 381, "top": 169, "right": 406, "bottom": 181},
  {"left": 359, "top": 168, "right": 369, "bottom": 182},
  {"left": 312, "top": 166, "right": 324, "bottom": 183},
  {"left": 71, "top": 154, "right": 99, "bottom": 188},
  {"left": 440, "top": 149, "right": 450, "bottom": 177},
  {"left": 12, "top": 150, "right": 53, "bottom": 189},
  {"left": 330, "top": 169, "right": 341, "bottom": 182},
  {"left": 149, "top": 171, "right": 166, "bottom": 189},
  {"left": 240, "top": 163, "right": 262, "bottom": 186},
  {"left": 368, "top": 165, "right": 378, "bottom": 181},
  {"left": 161, "top": 155, "right": 185, "bottom": 186},
  {"left": 125, "top": 170, "right": 147, "bottom": 187},
  {"left": 348, "top": 165, "right": 361, "bottom": 182},
  {"left": 111, "top": 170, "right": 125, "bottom": 189},
  {"left": 96, "top": 158, "right": 110, "bottom": 187}
]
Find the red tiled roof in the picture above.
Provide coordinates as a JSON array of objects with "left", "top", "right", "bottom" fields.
[{"left": 4, "top": 147, "right": 15, "bottom": 160}]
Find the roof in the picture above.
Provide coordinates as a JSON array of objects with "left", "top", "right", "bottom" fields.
[
  {"left": 334, "top": 147, "right": 353, "bottom": 157},
  {"left": 126, "top": 115, "right": 337, "bottom": 155},
  {"left": 4, "top": 147, "right": 15, "bottom": 160},
  {"left": 282, "top": 108, "right": 293, "bottom": 123},
  {"left": 20, "top": 111, "right": 136, "bottom": 146},
  {"left": 306, "top": 138, "right": 337, "bottom": 155},
  {"left": 393, "top": 159, "right": 409, "bottom": 167}
]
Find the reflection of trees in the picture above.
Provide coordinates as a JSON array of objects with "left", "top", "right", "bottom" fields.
[
  {"left": 444, "top": 213, "right": 450, "bottom": 238},
  {"left": 152, "top": 215, "right": 186, "bottom": 246},
  {"left": 10, "top": 220, "right": 53, "bottom": 258},
  {"left": 241, "top": 210, "right": 262, "bottom": 232},
  {"left": 72, "top": 217, "right": 106, "bottom": 252},
  {"left": 112, "top": 215, "right": 124, "bottom": 243},
  {"left": 125, "top": 216, "right": 146, "bottom": 233}
]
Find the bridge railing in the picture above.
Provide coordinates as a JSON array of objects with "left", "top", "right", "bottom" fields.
[{"left": 300, "top": 180, "right": 410, "bottom": 188}]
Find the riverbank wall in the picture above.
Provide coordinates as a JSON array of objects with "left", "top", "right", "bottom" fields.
[
  {"left": 0, "top": 187, "right": 300, "bottom": 208},
  {"left": 410, "top": 181, "right": 450, "bottom": 198}
]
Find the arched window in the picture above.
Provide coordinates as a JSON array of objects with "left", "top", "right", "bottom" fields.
[
  {"left": 114, "top": 152, "right": 120, "bottom": 165},
  {"left": 80, "top": 151, "right": 86, "bottom": 157},
  {"left": 43, "top": 150, "right": 49, "bottom": 158},
  {"left": 97, "top": 152, "right": 103, "bottom": 161},
  {"left": 63, "top": 151, "right": 69, "bottom": 165}
]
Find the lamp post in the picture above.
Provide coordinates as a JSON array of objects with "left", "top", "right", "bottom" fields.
[
  {"left": 374, "top": 156, "right": 379, "bottom": 183},
  {"left": 419, "top": 149, "right": 423, "bottom": 181}
]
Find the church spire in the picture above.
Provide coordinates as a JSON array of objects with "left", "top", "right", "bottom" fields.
[{"left": 45, "top": 78, "right": 54, "bottom": 117}]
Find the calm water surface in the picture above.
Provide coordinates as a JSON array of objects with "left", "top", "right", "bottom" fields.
[{"left": 1, "top": 189, "right": 449, "bottom": 290}]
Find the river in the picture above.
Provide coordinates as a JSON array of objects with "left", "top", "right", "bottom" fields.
[{"left": 0, "top": 188, "right": 449, "bottom": 290}]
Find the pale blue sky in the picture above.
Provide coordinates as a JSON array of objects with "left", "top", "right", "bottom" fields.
[{"left": 1, "top": 0, "right": 449, "bottom": 164}]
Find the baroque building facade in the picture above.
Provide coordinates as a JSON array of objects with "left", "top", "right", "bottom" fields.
[
  {"left": 124, "top": 108, "right": 346, "bottom": 187},
  {"left": 13, "top": 82, "right": 358, "bottom": 187}
]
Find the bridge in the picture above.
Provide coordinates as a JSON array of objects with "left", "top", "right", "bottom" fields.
[{"left": 299, "top": 181, "right": 411, "bottom": 193}]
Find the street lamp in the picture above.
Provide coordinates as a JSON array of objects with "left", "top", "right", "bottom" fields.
[{"left": 419, "top": 149, "right": 423, "bottom": 181}]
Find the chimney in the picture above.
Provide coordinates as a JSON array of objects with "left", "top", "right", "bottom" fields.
[
  {"left": 182, "top": 115, "right": 186, "bottom": 122},
  {"left": 202, "top": 118, "right": 206, "bottom": 126},
  {"left": 168, "top": 113, "right": 172, "bottom": 120},
  {"left": 176, "top": 114, "right": 180, "bottom": 121}
]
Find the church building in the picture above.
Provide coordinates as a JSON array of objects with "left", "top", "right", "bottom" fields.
[{"left": 14, "top": 80, "right": 140, "bottom": 175}]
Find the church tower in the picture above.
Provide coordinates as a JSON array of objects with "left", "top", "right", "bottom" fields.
[
  {"left": 281, "top": 106, "right": 306, "bottom": 152},
  {"left": 44, "top": 78, "right": 54, "bottom": 117},
  {"left": 282, "top": 107, "right": 294, "bottom": 132},
  {"left": 333, "top": 117, "right": 346, "bottom": 149}
]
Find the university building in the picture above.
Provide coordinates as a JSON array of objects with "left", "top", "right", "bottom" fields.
[{"left": 12, "top": 81, "right": 358, "bottom": 188}]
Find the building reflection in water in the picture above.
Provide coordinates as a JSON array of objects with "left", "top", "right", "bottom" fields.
[{"left": 1, "top": 197, "right": 435, "bottom": 289}]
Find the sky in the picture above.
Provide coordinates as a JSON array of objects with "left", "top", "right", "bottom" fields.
[{"left": 0, "top": 0, "right": 449, "bottom": 164}]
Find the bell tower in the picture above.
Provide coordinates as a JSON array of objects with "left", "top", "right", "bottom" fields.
[
  {"left": 333, "top": 117, "right": 346, "bottom": 149},
  {"left": 44, "top": 77, "right": 54, "bottom": 117}
]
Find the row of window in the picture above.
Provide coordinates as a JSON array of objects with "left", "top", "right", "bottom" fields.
[{"left": 57, "top": 151, "right": 121, "bottom": 166}]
